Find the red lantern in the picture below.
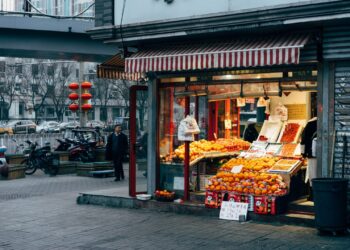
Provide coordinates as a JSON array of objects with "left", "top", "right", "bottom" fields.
[
  {"left": 69, "top": 82, "right": 79, "bottom": 90},
  {"left": 68, "top": 92, "right": 79, "bottom": 100},
  {"left": 81, "top": 93, "right": 92, "bottom": 100},
  {"left": 81, "top": 103, "right": 92, "bottom": 111},
  {"left": 69, "top": 103, "right": 79, "bottom": 112},
  {"left": 81, "top": 81, "right": 92, "bottom": 89}
]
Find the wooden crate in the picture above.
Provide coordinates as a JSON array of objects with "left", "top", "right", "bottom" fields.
[
  {"left": 53, "top": 151, "right": 70, "bottom": 162},
  {"left": 95, "top": 149, "right": 106, "bottom": 162},
  {"left": 6, "top": 154, "right": 26, "bottom": 165},
  {"left": 0, "top": 164, "right": 25, "bottom": 180},
  {"left": 76, "top": 162, "right": 113, "bottom": 176},
  {"left": 57, "top": 161, "right": 77, "bottom": 175}
]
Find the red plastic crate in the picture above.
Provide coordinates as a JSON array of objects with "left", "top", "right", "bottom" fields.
[{"left": 205, "top": 191, "right": 222, "bottom": 208}]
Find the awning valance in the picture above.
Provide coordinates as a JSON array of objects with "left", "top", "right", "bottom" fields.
[
  {"left": 125, "top": 33, "right": 311, "bottom": 73},
  {"left": 97, "top": 54, "right": 141, "bottom": 81}
]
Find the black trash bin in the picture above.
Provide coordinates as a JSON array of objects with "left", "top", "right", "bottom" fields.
[{"left": 312, "top": 178, "right": 348, "bottom": 232}]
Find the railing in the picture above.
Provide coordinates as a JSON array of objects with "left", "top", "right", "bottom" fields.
[
  {"left": 0, "top": 0, "right": 95, "bottom": 20},
  {"left": 0, "top": 133, "right": 64, "bottom": 154}
]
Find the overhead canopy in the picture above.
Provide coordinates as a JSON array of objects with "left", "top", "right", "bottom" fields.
[
  {"left": 125, "top": 33, "right": 311, "bottom": 73},
  {"left": 97, "top": 54, "right": 141, "bottom": 81}
]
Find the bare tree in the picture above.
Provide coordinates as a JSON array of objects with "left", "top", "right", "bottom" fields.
[
  {"left": 0, "top": 64, "right": 22, "bottom": 120},
  {"left": 136, "top": 87, "right": 148, "bottom": 131},
  {"left": 22, "top": 61, "right": 50, "bottom": 122},
  {"left": 113, "top": 79, "right": 131, "bottom": 117},
  {"left": 93, "top": 78, "right": 115, "bottom": 122},
  {"left": 50, "top": 63, "right": 75, "bottom": 121}
]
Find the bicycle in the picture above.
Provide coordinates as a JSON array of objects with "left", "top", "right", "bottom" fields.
[{"left": 12, "top": 139, "right": 26, "bottom": 154}]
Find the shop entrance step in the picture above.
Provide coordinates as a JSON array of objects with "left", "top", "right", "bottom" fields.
[
  {"left": 288, "top": 198, "right": 315, "bottom": 215},
  {"left": 77, "top": 192, "right": 316, "bottom": 228}
]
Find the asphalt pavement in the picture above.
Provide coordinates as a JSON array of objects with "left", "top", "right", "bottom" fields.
[{"left": 0, "top": 171, "right": 349, "bottom": 250}]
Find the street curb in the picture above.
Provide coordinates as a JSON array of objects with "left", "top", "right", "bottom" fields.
[{"left": 77, "top": 193, "right": 316, "bottom": 228}]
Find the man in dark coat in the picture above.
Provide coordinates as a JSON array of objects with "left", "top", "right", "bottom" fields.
[{"left": 106, "top": 124, "right": 128, "bottom": 181}]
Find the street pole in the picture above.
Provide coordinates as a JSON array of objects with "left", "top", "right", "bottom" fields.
[{"left": 79, "top": 62, "right": 86, "bottom": 127}]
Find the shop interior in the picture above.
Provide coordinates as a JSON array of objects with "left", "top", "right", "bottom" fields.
[{"left": 157, "top": 67, "right": 318, "bottom": 214}]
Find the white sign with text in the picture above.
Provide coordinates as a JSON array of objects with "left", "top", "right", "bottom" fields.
[
  {"left": 173, "top": 177, "right": 184, "bottom": 190},
  {"left": 219, "top": 201, "right": 248, "bottom": 221}
]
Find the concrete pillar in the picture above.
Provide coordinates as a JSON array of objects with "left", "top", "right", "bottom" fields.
[
  {"left": 317, "top": 62, "right": 335, "bottom": 177},
  {"left": 147, "top": 76, "right": 157, "bottom": 194}
]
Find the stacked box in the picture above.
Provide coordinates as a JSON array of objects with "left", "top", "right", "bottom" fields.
[
  {"left": 253, "top": 195, "right": 288, "bottom": 215},
  {"left": 205, "top": 191, "right": 222, "bottom": 208},
  {"left": 227, "top": 193, "right": 254, "bottom": 211}
]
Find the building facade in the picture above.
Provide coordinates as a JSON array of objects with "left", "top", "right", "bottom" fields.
[
  {"left": 89, "top": 0, "right": 350, "bottom": 202},
  {"left": 11, "top": 0, "right": 94, "bottom": 17},
  {"left": 0, "top": 58, "right": 128, "bottom": 124}
]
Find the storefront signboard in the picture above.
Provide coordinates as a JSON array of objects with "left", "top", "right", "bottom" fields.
[{"left": 115, "top": 0, "right": 318, "bottom": 26}]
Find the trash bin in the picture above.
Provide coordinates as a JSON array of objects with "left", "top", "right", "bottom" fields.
[{"left": 312, "top": 178, "right": 348, "bottom": 232}]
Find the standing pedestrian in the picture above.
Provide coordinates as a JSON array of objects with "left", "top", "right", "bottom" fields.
[{"left": 106, "top": 124, "right": 128, "bottom": 181}]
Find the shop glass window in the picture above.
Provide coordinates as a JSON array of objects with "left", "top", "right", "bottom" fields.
[
  {"left": 19, "top": 103, "right": 24, "bottom": 116},
  {"left": 159, "top": 87, "right": 185, "bottom": 162},
  {"left": 100, "top": 107, "right": 108, "bottom": 121},
  {"left": 47, "top": 107, "right": 55, "bottom": 118}
]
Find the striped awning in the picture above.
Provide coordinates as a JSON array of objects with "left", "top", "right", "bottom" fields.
[
  {"left": 125, "top": 33, "right": 311, "bottom": 73},
  {"left": 97, "top": 54, "right": 142, "bottom": 81}
]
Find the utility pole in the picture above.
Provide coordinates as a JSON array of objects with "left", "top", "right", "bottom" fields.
[{"left": 79, "top": 62, "right": 88, "bottom": 127}]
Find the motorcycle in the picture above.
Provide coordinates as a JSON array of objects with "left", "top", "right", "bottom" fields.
[
  {"left": 67, "top": 138, "right": 96, "bottom": 162},
  {"left": 21, "top": 140, "right": 58, "bottom": 176},
  {"left": 54, "top": 138, "right": 72, "bottom": 151}
]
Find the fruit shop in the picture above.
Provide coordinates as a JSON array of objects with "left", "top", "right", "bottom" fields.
[{"left": 124, "top": 32, "right": 321, "bottom": 215}]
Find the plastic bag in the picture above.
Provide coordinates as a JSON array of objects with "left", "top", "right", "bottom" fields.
[{"left": 178, "top": 115, "right": 200, "bottom": 141}]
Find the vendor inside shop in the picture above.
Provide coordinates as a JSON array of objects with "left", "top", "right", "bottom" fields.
[{"left": 157, "top": 68, "right": 318, "bottom": 210}]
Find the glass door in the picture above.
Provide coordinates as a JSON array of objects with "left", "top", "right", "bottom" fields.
[{"left": 129, "top": 85, "right": 148, "bottom": 197}]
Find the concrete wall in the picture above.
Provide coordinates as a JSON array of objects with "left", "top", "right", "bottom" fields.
[{"left": 114, "top": 0, "right": 333, "bottom": 25}]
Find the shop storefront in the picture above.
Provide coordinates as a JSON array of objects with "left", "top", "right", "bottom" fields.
[
  {"left": 120, "top": 31, "right": 323, "bottom": 214},
  {"left": 91, "top": 0, "right": 350, "bottom": 218}
]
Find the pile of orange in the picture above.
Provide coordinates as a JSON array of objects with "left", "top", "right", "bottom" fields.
[
  {"left": 173, "top": 139, "right": 251, "bottom": 162},
  {"left": 219, "top": 157, "right": 279, "bottom": 172},
  {"left": 206, "top": 157, "right": 287, "bottom": 196},
  {"left": 215, "top": 138, "right": 251, "bottom": 151}
]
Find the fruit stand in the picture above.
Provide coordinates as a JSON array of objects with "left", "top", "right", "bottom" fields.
[{"left": 158, "top": 116, "right": 309, "bottom": 216}]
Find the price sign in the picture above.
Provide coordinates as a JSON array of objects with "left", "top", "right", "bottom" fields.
[
  {"left": 219, "top": 201, "right": 248, "bottom": 221},
  {"left": 231, "top": 165, "right": 243, "bottom": 174},
  {"left": 173, "top": 177, "right": 184, "bottom": 190}
]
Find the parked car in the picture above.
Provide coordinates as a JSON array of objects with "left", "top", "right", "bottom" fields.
[
  {"left": 86, "top": 120, "right": 106, "bottom": 129},
  {"left": 7, "top": 120, "right": 36, "bottom": 134},
  {"left": 36, "top": 121, "right": 60, "bottom": 133},
  {"left": 0, "top": 123, "right": 13, "bottom": 135},
  {"left": 59, "top": 121, "right": 80, "bottom": 131}
]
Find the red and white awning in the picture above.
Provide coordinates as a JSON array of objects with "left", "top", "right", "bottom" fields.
[
  {"left": 97, "top": 54, "right": 142, "bottom": 81},
  {"left": 125, "top": 33, "right": 310, "bottom": 73}
]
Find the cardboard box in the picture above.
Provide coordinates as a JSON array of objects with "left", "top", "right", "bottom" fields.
[
  {"left": 205, "top": 191, "right": 222, "bottom": 208},
  {"left": 227, "top": 193, "right": 254, "bottom": 211},
  {"left": 254, "top": 195, "right": 288, "bottom": 215}
]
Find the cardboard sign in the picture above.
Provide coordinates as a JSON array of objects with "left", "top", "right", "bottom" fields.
[
  {"left": 173, "top": 177, "right": 184, "bottom": 190},
  {"left": 231, "top": 165, "right": 243, "bottom": 174},
  {"left": 219, "top": 201, "right": 248, "bottom": 221},
  {"left": 224, "top": 119, "right": 232, "bottom": 129}
]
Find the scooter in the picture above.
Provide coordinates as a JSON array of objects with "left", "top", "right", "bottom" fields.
[
  {"left": 0, "top": 146, "right": 9, "bottom": 177},
  {"left": 0, "top": 146, "right": 7, "bottom": 167}
]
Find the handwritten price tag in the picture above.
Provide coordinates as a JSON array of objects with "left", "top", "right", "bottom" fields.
[
  {"left": 231, "top": 165, "right": 243, "bottom": 174},
  {"left": 219, "top": 201, "right": 248, "bottom": 221}
]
